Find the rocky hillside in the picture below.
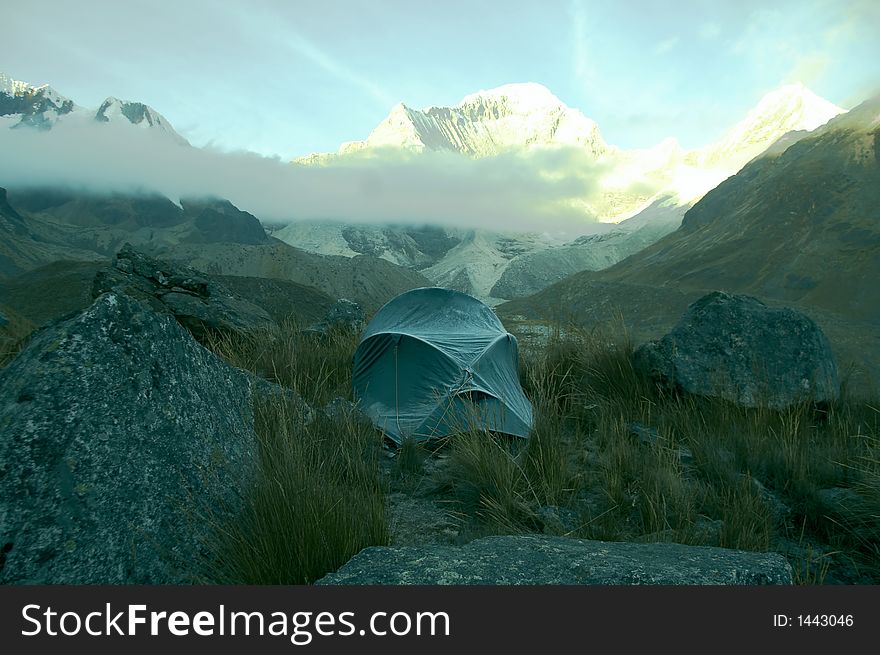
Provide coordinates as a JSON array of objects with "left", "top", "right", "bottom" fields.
[
  {"left": 491, "top": 195, "right": 689, "bottom": 299},
  {"left": 0, "top": 187, "right": 104, "bottom": 277},
  {"left": 162, "top": 240, "right": 430, "bottom": 312},
  {"left": 274, "top": 199, "right": 688, "bottom": 304},
  {"left": 0, "top": 187, "right": 426, "bottom": 325},
  {"left": 596, "top": 94, "right": 879, "bottom": 322},
  {"left": 8, "top": 188, "right": 269, "bottom": 255},
  {"left": 272, "top": 221, "right": 465, "bottom": 268},
  {"left": 499, "top": 93, "right": 880, "bottom": 385}
]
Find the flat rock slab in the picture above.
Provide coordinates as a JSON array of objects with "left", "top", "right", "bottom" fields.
[{"left": 316, "top": 535, "right": 793, "bottom": 585}]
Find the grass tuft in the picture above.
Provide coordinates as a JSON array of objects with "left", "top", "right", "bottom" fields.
[{"left": 200, "top": 321, "right": 388, "bottom": 584}]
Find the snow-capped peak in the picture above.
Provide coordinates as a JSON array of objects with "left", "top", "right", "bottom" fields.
[
  {"left": 0, "top": 72, "right": 74, "bottom": 110},
  {"left": 93, "top": 96, "right": 189, "bottom": 146},
  {"left": 456, "top": 82, "right": 565, "bottom": 114},
  {"left": 1, "top": 72, "right": 188, "bottom": 145},
  {"left": 322, "top": 82, "right": 606, "bottom": 159},
  {"left": 750, "top": 82, "right": 845, "bottom": 132},
  {"left": 698, "top": 82, "right": 846, "bottom": 167},
  {"left": 0, "top": 73, "right": 34, "bottom": 97}
]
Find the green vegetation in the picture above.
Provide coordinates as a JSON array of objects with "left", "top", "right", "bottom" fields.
[
  {"left": 201, "top": 321, "right": 389, "bottom": 584},
  {"left": 5, "top": 313, "right": 877, "bottom": 584},
  {"left": 204, "top": 319, "right": 360, "bottom": 405},
  {"left": 203, "top": 319, "right": 880, "bottom": 584},
  {"left": 436, "top": 325, "right": 880, "bottom": 584}
]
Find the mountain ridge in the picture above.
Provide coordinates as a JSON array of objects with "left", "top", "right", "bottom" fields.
[
  {"left": 295, "top": 81, "right": 845, "bottom": 225},
  {"left": 0, "top": 72, "right": 188, "bottom": 143}
]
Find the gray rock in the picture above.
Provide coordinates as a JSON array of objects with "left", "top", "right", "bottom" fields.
[
  {"left": 637, "top": 518, "right": 724, "bottom": 548},
  {"left": 316, "top": 535, "right": 793, "bottom": 585},
  {"left": 304, "top": 298, "right": 365, "bottom": 337},
  {"left": 92, "top": 243, "right": 274, "bottom": 339},
  {"left": 0, "top": 292, "right": 265, "bottom": 584},
  {"left": 634, "top": 291, "right": 839, "bottom": 408}
]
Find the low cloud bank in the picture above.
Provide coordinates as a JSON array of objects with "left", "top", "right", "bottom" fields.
[{"left": 0, "top": 117, "right": 663, "bottom": 232}]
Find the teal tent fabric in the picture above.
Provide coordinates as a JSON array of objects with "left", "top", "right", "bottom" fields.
[{"left": 353, "top": 287, "right": 533, "bottom": 444}]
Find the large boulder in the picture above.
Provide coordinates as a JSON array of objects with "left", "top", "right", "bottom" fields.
[
  {"left": 92, "top": 243, "right": 274, "bottom": 339},
  {"left": 316, "top": 535, "right": 793, "bottom": 584},
  {"left": 0, "top": 292, "right": 264, "bottom": 584},
  {"left": 303, "top": 298, "right": 365, "bottom": 337},
  {"left": 634, "top": 292, "right": 839, "bottom": 408}
]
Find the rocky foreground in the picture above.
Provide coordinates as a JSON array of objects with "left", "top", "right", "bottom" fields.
[{"left": 0, "top": 251, "right": 847, "bottom": 583}]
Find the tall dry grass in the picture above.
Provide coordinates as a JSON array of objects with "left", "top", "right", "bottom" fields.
[
  {"left": 190, "top": 316, "right": 879, "bottom": 584},
  {"left": 436, "top": 323, "right": 880, "bottom": 583},
  {"left": 200, "top": 320, "right": 388, "bottom": 584}
]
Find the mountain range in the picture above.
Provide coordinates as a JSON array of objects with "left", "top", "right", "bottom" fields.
[
  {"left": 2, "top": 73, "right": 851, "bottom": 303},
  {"left": 0, "top": 73, "right": 187, "bottom": 144},
  {"left": 296, "top": 81, "right": 845, "bottom": 218},
  {"left": 1, "top": 72, "right": 871, "bottom": 330},
  {"left": 277, "top": 82, "right": 847, "bottom": 300}
]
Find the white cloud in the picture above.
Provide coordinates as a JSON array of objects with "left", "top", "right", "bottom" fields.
[
  {"left": 0, "top": 119, "right": 638, "bottom": 233},
  {"left": 224, "top": 2, "right": 395, "bottom": 110}
]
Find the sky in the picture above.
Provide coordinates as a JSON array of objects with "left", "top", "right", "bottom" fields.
[{"left": 2, "top": 0, "right": 878, "bottom": 159}]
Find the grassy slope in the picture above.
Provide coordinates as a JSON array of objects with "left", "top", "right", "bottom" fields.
[
  {"left": 202, "top": 320, "right": 879, "bottom": 585},
  {"left": 4, "top": 303, "right": 876, "bottom": 584}
]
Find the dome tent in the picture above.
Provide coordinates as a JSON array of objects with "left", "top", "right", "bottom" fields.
[{"left": 353, "top": 287, "right": 533, "bottom": 444}]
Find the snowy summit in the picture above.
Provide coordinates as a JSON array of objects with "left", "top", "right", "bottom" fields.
[{"left": 319, "top": 82, "right": 607, "bottom": 159}]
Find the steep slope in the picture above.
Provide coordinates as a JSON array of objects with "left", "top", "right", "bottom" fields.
[
  {"left": 491, "top": 195, "right": 690, "bottom": 299},
  {"left": 6, "top": 189, "right": 269, "bottom": 260},
  {"left": 693, "top": 83, "right": 845, "bottom": 169},
  {"left": 499, "top": 94, "right": 880, "bottom": 383},
  {"left": 419, "top": 229, "right": 557, "bottom": 301},
  {"left": 0, "top": 185, "right": 423, "bottom": 311},
  {"left": 0, "top": 187, "right": 103, "bottom": 277},
  {"left": 94, "top": 96, "right": 189, "bottom": 145},
  {"left": 597, "top": 95, "right": 880, "bottom": 322},
  {"left": 160, "top": 239, "right": 431, "bottom": 311},
  {"left": 274, "top": 221, "right": 462, "bottom": 268},
  {"left": 0, "top": 73, "right": 75, "bottom": 129}
]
